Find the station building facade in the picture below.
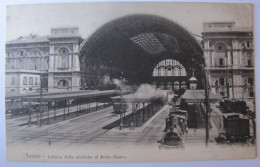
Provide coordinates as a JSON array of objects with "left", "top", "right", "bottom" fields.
[
  {"left": 202, "top": 22, "right": 254, "bottom": 101},
  {"left": 5, "top": 34, "right": 49, "bottom": 94},
  {"left": 5, "top": 27, "right": 83, "bottom": 94},
  {"left": 5, "top": 21, "right": 255, "bottom": 103}
]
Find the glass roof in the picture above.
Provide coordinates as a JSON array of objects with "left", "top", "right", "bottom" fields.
[{"left": 130, "top": 32, "right": 180, "bottom": 55}]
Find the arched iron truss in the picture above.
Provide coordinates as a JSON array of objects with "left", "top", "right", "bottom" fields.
[{"left": 79, "top": 14, "right": 204, "bottom": 89}]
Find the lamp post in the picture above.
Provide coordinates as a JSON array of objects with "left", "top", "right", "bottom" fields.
[
  {"left": 201, "top": 62, "right": 211, "bottom": 147},
  {"left": 119, "top": 75, "right": 123, "bottom": 129},
  {"left": 119, "top": 72, "right": 127, "bottom": 130},
  {"left": 230, "top": 40, "right": 235, "bottom": 99},
  {"left": 196, "top": 52, "right": 211, "bottom": 147},
  {"left": 37, "top": 73, "right": 43, "bottom": 127},
  {"left": 225, "top": 53, "right": 230, "bottom": 99},
  {"left": 67, "top": 99, "right": 73, "bottom": 116},
  {"left": 37, "top": 70, "right": 48, "bottom": 127},
  {"left": 51, "top": 101, "right": 56, "bottom": 120},
  {"left": 28, "top": 103, "right": 32, "bottom": 126},
  {"left": 195, "top": 31, "right": 212, "bottom": 146}
]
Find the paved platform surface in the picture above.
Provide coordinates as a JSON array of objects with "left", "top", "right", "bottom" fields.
[
  {"left": 6, "top": 102, "right": 108, "bottom": 129},
  {"left": 6, "top": 104, "right": 220, "bottom": 149}
]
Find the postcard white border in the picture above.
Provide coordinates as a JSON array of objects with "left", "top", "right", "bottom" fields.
[{"left": 0, "top": 0, "right": 259, "bottom": 167}]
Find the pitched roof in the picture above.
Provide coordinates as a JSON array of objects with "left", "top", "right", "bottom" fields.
[
  {"left": 181, "top": 89, "right": 222, "bottom": 103},
  {"left": 7, "top": 34, "right": 49, "bottom": 44}
]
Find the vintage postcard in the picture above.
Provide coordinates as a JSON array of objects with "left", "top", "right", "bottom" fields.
[{"left": 4, "top": 2, "right": 256, "bottom": 162}]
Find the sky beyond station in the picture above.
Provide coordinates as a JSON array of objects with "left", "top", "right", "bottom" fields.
[{"left": 5, "top": 2, "right": 253, "bottom": 42}]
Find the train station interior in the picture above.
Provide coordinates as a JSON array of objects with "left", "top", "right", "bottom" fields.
[{"left": 5, "top": 14, "right": 255, "bottom": 150}]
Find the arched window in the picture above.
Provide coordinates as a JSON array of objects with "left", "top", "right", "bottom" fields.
[
  {"left": 166, "top": 81, "right": 172, "bottom": 90},
  {"left": 57, "top": 80, "right": 68, "bottom": 88},
  {"left": 174, "top": 81, "right": 179, "bottom": 90},
  {"left": 33, "top": 59, "right": 38, "bottom": 70},
  {"left": 241, "top": 41, "right": 253, "bottom": 50},
  {"left": 18, "top": 60, "right": 24, "bottom": 69},
  {"left": 181, "top": 81, "right": 186, "bottom": 89},
  {"left": 219, "top": 78, "right": 225, "bottom": 86},
  {"left": 21, "top": 88, "right": 27, "bottom": 94},
  {"left": 215, "top": 78, "right": 231, "bottom": 87},
  {"left": 214, "top": 78, "right": 231, "bottom": 97},
  {"left": 23, "top": 77, "right": 27, "bottom": 85},
  {"left": 214, "top": 43, "right": 227, "bottom": 52},
  {"left": 29, "top": 77, "right": 33, "bottom": 85},
  {"left": 159, "top": 81, "right": 164, "bottom": 90},
  {"left": 215, "top": 80, "right": 219, "bottom": 86},
  {"left": 152, "top": 59, "right": 187, "bottom": 77},
  {"left": 35, "top": 77, "right": 38, "bottom": 85},
  {"left": 58, "top": 48, "right": 69, "bottom": 69}
]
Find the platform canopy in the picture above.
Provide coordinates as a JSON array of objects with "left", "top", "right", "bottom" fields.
[
  {"left": 111, "top": 92, "right": 166, "bottom": 103},
  {"left": 21, "top": 90, "right": 119, "bottom": 102},
  {"left": 181, "top": 89, "right": 222, "bottom": 103}
]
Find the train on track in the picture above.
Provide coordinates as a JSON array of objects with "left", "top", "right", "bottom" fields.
[
  {"left": 215, "top": 113, "right": 253, "bottom": 143},
  {"left": 215, "top": 99, "right": 254, "bottom": 144},
  {"left": 159, "top": 107, "right": 188, "bottom": 148}
]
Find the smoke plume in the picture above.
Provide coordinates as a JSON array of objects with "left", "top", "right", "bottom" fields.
[{"left": 134, "top": 84, "right": 168, "bottom": 98}]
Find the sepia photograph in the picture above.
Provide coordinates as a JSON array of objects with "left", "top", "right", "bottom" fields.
[{"left": 2, "top": 0, "right": 258, "bottom": 164}]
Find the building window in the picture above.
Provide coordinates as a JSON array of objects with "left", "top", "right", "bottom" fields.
[
  {"left": 21, "top": 88, "right": 27, "bottom": 94},
  {"left": 219, "top": 58, "right": 224, "bottom": 66},
  {"left": 247, "top": 41, "right": 252, "bottom": 48},
  {"left": 29, "top": 77, "right": 33, "bottom": 85},
  {"left": 215, "top": 43, "right": 226, "bottom": 52},
  {"left": 23, "top": 77, "right": 27, "bottom": 85},
  {"left": 33, "top": 59, "right": 38, "bottom": 70},
  {"left": 35, "top": 77, "right": 38, "bottom": 85},
  {"left": 219, "top": 78, "right": 225, "bottom": 86},
  {"left": 18, "top": 60, "right": 24, "bottom": 69},
  {"left": 249, "top": 88, "right": 254, "bottom": 97},
  {"left": 220, "top": 92, "right": 225, "bottom": 96},
  {"left": 57, "top": 80, "right": 68, "bottom": 88},
  {"left": 181, "top": 81, "right": 187, "bottom": 89},
  {"left": 242, "top": 41, "right": 253, "bottom": 49},
  {"left": 248, "top": 78, "right": 253, "bottom": 86},
  {"left": 159, "top": 82, "right": 164, "bottom": 90},
  {"left": 248, "top": 59, "right": 252, "bottom": 66},
  {"left": 152, "top": 59, "right": 187, "bottom": 77},
  {"left": 174, "top": 81, "right": 179, "bottom": 90},
  {"left": 215, "top": 80, "right": 219, "bottom": 86},
  {"left": 59, "top": 48, "right": 69, "bottom": 68},
  {"left": 20, "top": 51, "right": 24, "bottom": 56},
  {"left": 166, "top": 82, "right": 172, "bottom": 90},
  {"left": 11, "top": 77, "right": 15, "bottom": 85}
]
